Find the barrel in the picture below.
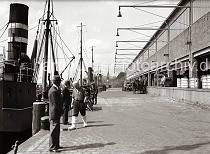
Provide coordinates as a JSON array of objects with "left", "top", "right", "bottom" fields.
[
  {"left": 41, "top": 116, "right": 50, "bottom": 130},
  {"left": 7, "top": 3, "right": 29, "bottom": 61}
]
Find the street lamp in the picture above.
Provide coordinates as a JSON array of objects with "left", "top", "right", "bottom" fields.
[
  {"left": 116, "top": 27, "right": 183, "bottom": 37},
  {"left": 117, "top": 5, "right": 190, "bottom": 18},
  {"left": 117, "top": 7, "right": 122, "bottom": 17},
  {"left": 116, "top": 30, "right": 120, "bottom": 36}
]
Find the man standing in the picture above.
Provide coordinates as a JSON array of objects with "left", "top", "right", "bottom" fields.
[
  {"left": 91, "top": 83, "right": 98, "bottom": 105},
  {"left": 48, "top": 75, "right": 63, "bottom": 152},
  {"left": 68, "top": 81, "right": 87, "bottom": 130},
  {"left": 62, "top": 80, "right": 72, "bottom": 125}
]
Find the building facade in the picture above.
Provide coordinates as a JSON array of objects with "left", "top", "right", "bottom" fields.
[{"left": 126, "top": 0, "right": 210, "bottom": 90}]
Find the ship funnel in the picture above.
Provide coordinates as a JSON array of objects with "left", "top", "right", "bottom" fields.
[{"left": 7, "top": 3, "right": 29, "bottom": 62}]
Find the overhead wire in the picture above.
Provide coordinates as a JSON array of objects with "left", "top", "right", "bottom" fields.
[
  {"left": 0, "top": 23, "right": 9, "bottom": 39},
  {"left": 51, "top": 0, "right": 54, "bottom": 15},
  {"left": 57, "top": 26, "right": 66, "bottom": 65},
  {"left": 53, "top": 28, "right": 74, "bottom": 79},
  {"left": 29, "top": 24, "right": 39, "bottom": 31},
  {"left": 133, "top": 20, "right": 165, "bottom": 28},
  {"left": 129, "top": 29, "right": 152, "bottom": 38},
  {"left": 82, "top": 32, "right": 90, "bottom": 78},
  {"left": 0, "top": 22, "right": 9, "bottom": 33},
  {"left": 133, "top": 7, "right": 189, "bottom": 26},
  {"left": 82, "top": 34, "right": 91, "bottom": 67},
  {"left": 133, "top": 0, "right": 159, "bottom": 5},
  {"left": 115, "top": 0, "right": 160, "bottom": 74},
  {"left": 126, "top": 42, "right": 144, "bottom": 48},
  {"left": 51, "top": 33, "right": 71, "bottom": 61},
  {"left": 53, "top": 28, "right": 75, "bottom": 57},
  {"left": 51, "top": 15, "right": 60, "bottom": 73},
  {"left": 116, "top": 1, "right": 187, "bottom": 74},
  {"left": 0, "top": 39, "right": 7, "bottom": 44}
]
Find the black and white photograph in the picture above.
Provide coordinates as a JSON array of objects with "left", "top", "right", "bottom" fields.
[{"left": 1, "top": 0, "right": 210, "bottom": 153}]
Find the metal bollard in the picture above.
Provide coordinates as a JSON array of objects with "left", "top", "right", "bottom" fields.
[
  {"left": 41, "top": 116, "right": 50, "bottom": 130},
  {"left": 12, "top": 140, "right": 19, "bottom": 154}
]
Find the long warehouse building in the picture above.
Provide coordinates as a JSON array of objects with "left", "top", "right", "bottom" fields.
[{"left": 126, "top": 0, "right": 210, "bottom": 105}]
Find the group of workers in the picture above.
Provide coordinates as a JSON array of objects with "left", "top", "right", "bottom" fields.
[
  {"left": 131, "top": 76, "right": 148, "bottom": 94},
  {"left": 48, "top": 75, "right": 98, "bottom": 152}
]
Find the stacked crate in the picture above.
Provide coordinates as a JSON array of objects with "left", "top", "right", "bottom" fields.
[
  {"left": 202, "top": 75, "right": 210, "bottom": 89},
  {"left": 180, "top": 78, "right": 188, "bottom": 88},
  {"left": 189, "top": 78, "right": 198, "bottom": 88},
  {"left": 177, "top": 78, "right": 181, "bottom": 88}
]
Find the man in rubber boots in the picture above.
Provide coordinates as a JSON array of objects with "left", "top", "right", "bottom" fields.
[{"left": 68, "top": 81, "right": 88, "bottom": 130}]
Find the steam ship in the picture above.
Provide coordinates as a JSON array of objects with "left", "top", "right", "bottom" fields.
[{"left": 0, "top": 3, "right": 36, "bottom": 154}]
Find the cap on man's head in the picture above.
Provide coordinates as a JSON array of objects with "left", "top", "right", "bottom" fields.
[{"left": 53, "top": 75, "right": 61, "bottom": 82}]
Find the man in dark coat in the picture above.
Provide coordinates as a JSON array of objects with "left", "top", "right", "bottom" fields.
[
  {"left": 62, "top": 80, "right": 72, "bottom": 125},
  {"left": 48, "top": 75, "right": 63, "bottom": 152},
  {"left": 90, "top": 83, "right": 98, "bottom": 105}
]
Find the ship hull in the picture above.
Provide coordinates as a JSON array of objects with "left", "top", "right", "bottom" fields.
[{"left": 0, "top": 80, "right": 36, "bottom": 153}]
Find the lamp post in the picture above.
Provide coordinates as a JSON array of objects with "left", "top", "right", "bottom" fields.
[
  {"left": 117, "top": 5, "right": 190, "bottom": 18},
  {"left": 116, "top": 40, "right": 168, "bottom": 47},
  {"left": 117, "top": 4, "right": 193, "bottom": 86},
  {"left": 116, "top": 27, "right": 183, "bottom": 37},
  {"left": 91, "top": 46, "right": 96, "bottom": 71}
]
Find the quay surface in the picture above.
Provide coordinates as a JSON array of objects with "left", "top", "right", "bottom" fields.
[{"left": 9, "top": 88, "right": 210, "bottom": 154}]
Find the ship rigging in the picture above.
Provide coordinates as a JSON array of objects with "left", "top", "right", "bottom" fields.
[{"left": 31, "top": 0, "right": 75, "bottom": 99}]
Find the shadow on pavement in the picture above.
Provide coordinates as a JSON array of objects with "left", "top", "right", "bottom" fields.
[
  {"left": 140, "top": 141, "right": 210, "bottom": 154},
  {"left": 87, "top": 120, "right": 104, "bottom": 123},
  {"left": 59, "top": 142, "right": 116, "bottom": 151},
  {"left": 87, "top": 124, "right": 114, "bottom": 128},
  {"left": 76, "top": 121, "right": 104, "bottom": 125},
  {"left": 92, "top": 106, "right": 102, "bottom": 111},
  {"left": 64, "top": 124, "right": 114, "bottom": 130}
]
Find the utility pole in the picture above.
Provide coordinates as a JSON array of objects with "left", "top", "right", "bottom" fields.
[
  {"left": 188, "top": 0, "right": 193, "bottom": 81},
  {"left": 80, "top": 22, "right": 83, "bottom": 86},
  {"left": 42, "top": 0, "right": 51, "bottom": 100},
  {"left": 77, "top": 23, "right": 86, "bottom": 86},
  {"left": 91, "top": 46, "right": 94, "bottom": 70},
  {"left": 107, "top": 64, "right": 110, "bottom": 85}
]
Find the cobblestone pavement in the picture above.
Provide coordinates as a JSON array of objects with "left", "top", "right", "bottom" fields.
[{"left": 11, "top": 88, "right": 210, "bottom": 154}]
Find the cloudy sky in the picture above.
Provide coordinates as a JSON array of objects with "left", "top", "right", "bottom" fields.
[{"left": 0, "top": 0, "right": 179, "bottom": 81}]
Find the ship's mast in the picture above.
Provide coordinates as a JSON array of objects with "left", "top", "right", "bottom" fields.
[
  {"left": 42, "top": 0, "right": 51, "bottom": 99},
  {"left": 80, "top": 22, "right": 83, "bottom": 86},
  {"left": 92, "top": 46, "right": 94, "bottom": 69},
  {"left": 31, "top": 0, "right": 75, "bottom": 98}
]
